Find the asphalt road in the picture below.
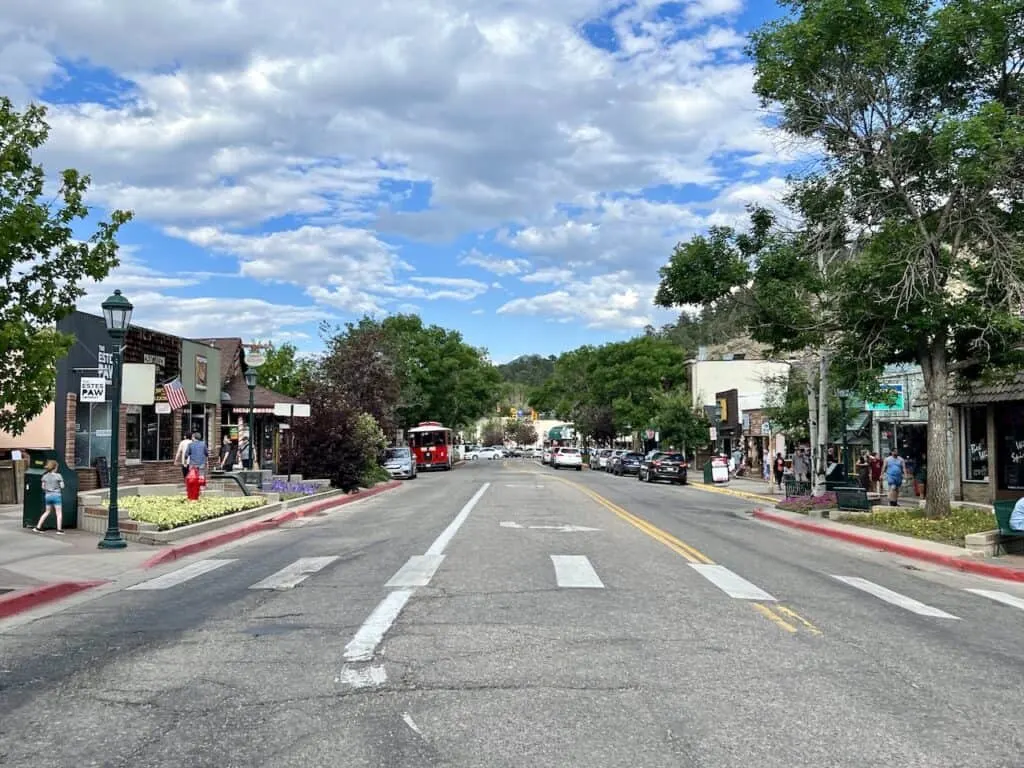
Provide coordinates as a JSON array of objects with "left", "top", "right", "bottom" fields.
[{"left": 2, "top": 459, "right": 1023, "bottom": 767}]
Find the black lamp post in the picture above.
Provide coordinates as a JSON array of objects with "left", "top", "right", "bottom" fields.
[
  {"left": 244, "top": 368, "right": 257, "bottom": 470},
  {"left": 838, "top": 389, "right": 852, "bottom": 474},
  {"left": 98, "top": 289, "right": 132, "bottom": 550}
]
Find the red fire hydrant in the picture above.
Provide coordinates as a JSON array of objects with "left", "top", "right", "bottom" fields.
[{"left": 185, "top": 466, "right": 206, "bottom": 501}]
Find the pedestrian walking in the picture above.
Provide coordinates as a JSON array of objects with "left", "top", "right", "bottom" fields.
[
  {"left": 773, "top": 452, "right": 785, "bottom": 492},
  {"left": 174, "top": 433, "right": 192, "bottom": 479},
  {"left": 220, "top": 435, "right": 237, "bottom": 471},
  {"left": 32, "top": 460, "right": 65, "bottom": 534},
  {"left": 884, "top": 448, "right": 906, "bottom": 506},
  {"left": 856, "top": 451, "right": 871, "bottom": 491},
  {"left": 186, "top": 431, "right": 209, "bottom": 477},
  {"left": 239, "top": 435, "right": 252, "bottom": 470},
  {"left": 868, "top": 451, "right": 883, "bottom": 494}
]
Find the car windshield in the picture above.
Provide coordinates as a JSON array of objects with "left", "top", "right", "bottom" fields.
[
  {"left": 386, "top": 448, "right": 410, "bottom": 459},
  {"left": 624, "top": 453, "right": 643, "bottom": 460},
  {"left": 661, "top": 453, "right": 685, "bottom": 461}
]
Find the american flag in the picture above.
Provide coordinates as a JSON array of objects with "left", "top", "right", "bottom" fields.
[{"left": 163, "top": 377, "right": 190, "bottom": 411}]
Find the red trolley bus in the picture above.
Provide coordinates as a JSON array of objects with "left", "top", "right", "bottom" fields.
[{"left": 407, "top": 421, "right": 454, "bottom": 470}]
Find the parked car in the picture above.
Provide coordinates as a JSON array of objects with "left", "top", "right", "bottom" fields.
[
  {"left": 611, "top": 451, "right": 644, "bottom": 476},
  {"left": 638, "top": 451, "right": 688, "bottom": 484},
  {"left": 466, "top": 447, "right": 502, "bottom": 460},
  {"left": 552, "top": 447, "right": 583, "bottom": 470},
  {"left": 542, "top": 446, "right": 553, "bottom": 464},
  {"left": 383, "top": 447, "right": 417, "bottom": 480},
  {"left": 595, "top": 449, "right": 613, "bottom": 470},
  {"left": 604, "top": 449, "right": 627, "bottom": 473}
]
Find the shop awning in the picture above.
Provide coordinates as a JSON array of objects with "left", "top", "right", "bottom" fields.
[{"left": 548, "top": 424, "right": 575, "bottom": 440}]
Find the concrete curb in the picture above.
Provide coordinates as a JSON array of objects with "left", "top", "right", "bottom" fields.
[
  {"left": 0, "top": 580, "right": 108, "bottom": 620},
  {"left": 141, "top": 481, "right": 401, "bottom": 569},
  {"left": 752, "top": 507, "right": 1024, "bottom": 583},
  {"left": 689, "top": 482, "right": 778, "bottom": 505}
]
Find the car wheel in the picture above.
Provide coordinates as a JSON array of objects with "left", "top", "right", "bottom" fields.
[
  {"left": 637, "top": 471, "right": 642, "bottom": 481},
  {"left": 576, "top": 466, "right": 582, "bottom": 471}
]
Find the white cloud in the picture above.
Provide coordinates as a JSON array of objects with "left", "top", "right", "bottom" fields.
[{"left": 5, "top": 1, "right": 796, "bottom": 337}]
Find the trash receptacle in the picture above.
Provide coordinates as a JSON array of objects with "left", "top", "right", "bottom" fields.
[
  {"left": 703, "top": 461, "right": 713, "bottom": 484},
  {"left": 23, "top": 449, "right": 79, "bottom": 530}
]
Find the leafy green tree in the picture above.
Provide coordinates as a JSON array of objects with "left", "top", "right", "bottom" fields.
[
  {"left": 497, "top": 354, "right": 556, "bottom": 388},
  {"left": 480, "top": 419, "right": 505, "bottom": 446},
  {"left": 251, "top": 341, "right": 314, "bottom": 397},
  {"left": 746, "top": 0, "right": 1024, "bottom": 515},
  {"left": 513, "top": 420, "right": 538, "bottom": 446},
  {"left": 0, "top": 99, "right": 132, "bottom": 435},
  {"left": 653, "top": 389, "right": 710, "bottom": 455}
]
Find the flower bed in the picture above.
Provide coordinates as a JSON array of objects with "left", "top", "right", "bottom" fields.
[
  {"left": 103, "top": 495, "right": 268, "bottom": 530},
  {"left": 843, "top": 506, "right": 996, "bottom": 547},
  {"left": 269, "top": 479, "right": 324, "bottom": 500},
  {"left": 777, "top": 492, "right": 837, "bottom": 514}
]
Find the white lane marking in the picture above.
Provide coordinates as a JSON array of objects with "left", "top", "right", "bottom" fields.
[
  {"left": 343, "top": 589, "right": 414, "bottom": 661},
  {"left": 402, "top": 713, "right": 424, "bottom": 737},
  {"left": 385, "top": 555, "right": 445, "bottom": 588},
  {"left": 966, "top": 588, "right": 1024, "bottom": 612},
  {"left": 127, "top": 559, "right": 235, "bottom": 590},
  {"left": 499, "top": 521, "right": 523, "bottom": 528},
  {"left": 425, "top": 482, "right": 490, "bottom": 556},
  {"left": 689, "top": 564, "right": 776, "bottom": 601},
  {"left": 249, "top": 556, "right": 339, "bottom": 590},
  {"left": 551, "top": 555, "right": 604, "bottom": 588},
  {"left": 336, "top": 665, "right": 387, "bottom": 688},
  {"left": 530, "top": 524, "right": 601, "bottom": 532},
  {"left": 832, "top": 576, "right": 960, "bottom": 619}
]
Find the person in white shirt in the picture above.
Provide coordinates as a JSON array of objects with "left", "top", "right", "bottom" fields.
[{"left": 174, "top": 435, "right": 192, "bottom": 479}]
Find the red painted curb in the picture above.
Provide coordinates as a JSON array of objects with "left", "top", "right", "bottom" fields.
[
  {"left": 141, "top": 481, "right": 401, "bottom": 569},
  {"left": 752, "top": 508, "right": 1024, "bottom": 583},
  {"left": 0, "top": 580, "right": 107, "bottom": 620}
]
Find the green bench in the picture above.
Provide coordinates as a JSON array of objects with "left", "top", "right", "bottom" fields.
[
  {"left": 834, "top": 485, "right": 872, "bottom": 511},
  {"left": 992, "top": 501, "right": 1024, "bottom": 555}
]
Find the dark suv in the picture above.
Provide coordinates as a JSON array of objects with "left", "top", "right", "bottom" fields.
[
  {"left": 611, "top": 452, "right": 644, "bottom": 476},
  {"left": 638, "top": 451, "right": 688, "bottom": 485}
]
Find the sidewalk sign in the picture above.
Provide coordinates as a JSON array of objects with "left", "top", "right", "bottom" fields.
[{"left": 710, "top": 456, "right": 729, "bottom": 483}]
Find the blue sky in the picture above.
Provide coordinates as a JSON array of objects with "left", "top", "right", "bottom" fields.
[{"left": 5, "top": 0, "right": 792, "bottom": 362}]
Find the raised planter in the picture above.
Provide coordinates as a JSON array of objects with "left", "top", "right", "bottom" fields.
[{"left": 965, "top": 529, "right": 1001, "bottom": 557}]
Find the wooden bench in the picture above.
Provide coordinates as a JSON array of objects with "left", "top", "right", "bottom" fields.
[
  {"left": 834, "top": 485, "right": 872, "bottom": 511},
  {"left": 992, "top": 501, "right": 1024, "bottom": 555}
]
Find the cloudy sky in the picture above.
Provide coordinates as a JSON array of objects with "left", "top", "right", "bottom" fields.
[{"left": 4, "top": 0, "right": 794, "bottom": 362}]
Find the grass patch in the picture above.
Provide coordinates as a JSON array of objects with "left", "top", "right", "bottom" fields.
[
  {"left": 777, "top": 493, "right": 837, "bottom": 514},
  {"left": 104, "top": 495, "right": 268, "bottom": 530},
  {"left": 843, "top": 506, "right": 996, "bottom": 547}
]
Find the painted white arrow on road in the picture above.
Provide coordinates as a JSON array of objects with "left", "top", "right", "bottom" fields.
[{"left": 499, "top": 521, "right": 601, "bottom": 532}]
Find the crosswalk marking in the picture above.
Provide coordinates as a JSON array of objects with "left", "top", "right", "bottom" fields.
[
  {"left": 689, "top": 564, "right": 775, "bottom": 601},
  {"left": 385, "top": 555, "right": 445, "bottom": 588},
  {"left": 249, "top": 556, "right": 339, "bottom": 590},
  {"left": 127, "top": 559, "right": 236, "bottom": 590},
  {"left": 965, "top": 588, "right": 1024, "bottom": 612},
  {"left": 832, "top": 576, "right": 960, "bottom": 619},
  {"left": 550, "top": 555, "right": 604, "bottom": 588}
]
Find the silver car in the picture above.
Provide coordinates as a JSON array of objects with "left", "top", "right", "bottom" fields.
[{"left": 384, "top": 447, "right": 417, "bottom": 480}]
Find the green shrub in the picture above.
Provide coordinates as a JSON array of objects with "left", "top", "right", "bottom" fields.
[
  {"left": 844, "top": 506, "right": 995, "bottom": 547},
  {"left": 104, "top": 495, "right": 268, "bottom": 530},
  {"left": 360, "top": 463, "right": 390, "bottom": 487}
]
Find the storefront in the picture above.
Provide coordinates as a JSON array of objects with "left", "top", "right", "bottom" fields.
[
  {"left": 54, "top": 311, "right": 223, "bottom": 488},
  {"left": 952, "top": 376, "right": 1024, "bottom": 504}
]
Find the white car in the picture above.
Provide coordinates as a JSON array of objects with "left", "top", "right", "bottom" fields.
[
  {"left": 596, "top": 449, "right": 613, "bottom": 469},
  {"left": 466, "top": 447, "right": 501, "bottom": 460},
  {"left": 542, "top": 447, "right": 553, "bottom": 464},
  {"left": 552, "top": 447, "right": 583, "bottom": 470}
]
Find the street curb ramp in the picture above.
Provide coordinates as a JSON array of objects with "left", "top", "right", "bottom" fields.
[
  {"left": 141, "top": 480, "right": 401, "bottom": 568},
  {"left": 753, "top": 507, "right": 1024, "bottom": 584}
]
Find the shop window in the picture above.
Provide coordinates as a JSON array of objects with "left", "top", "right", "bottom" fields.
[
  {"left": 962, "top": 407, "right": 988, "bottom": 481},
  {"left": 141, "top": 406, "right": 174, "bottom": 461},
  {"left": 74, "top": 402, "right": 112, "bottom": 467},
  {"left": 125, "top": 408, "right": 142, "bottom": 463},
  {"left": 994, "top": 404, "right": 1024, "bottom": 490}
]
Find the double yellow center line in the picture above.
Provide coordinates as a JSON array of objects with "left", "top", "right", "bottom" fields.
[{"left": 553, "top": 476, "right": 822, "bottom": 637}]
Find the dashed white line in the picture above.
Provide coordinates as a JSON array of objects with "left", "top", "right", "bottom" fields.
[
  {"left": 343, "top": 589, "right": 414, "bottom": 662},
  {"left": 425, "top": 482, "right": 490, "bottom": 556},
  {"left": 689, "top": 563, "right": 776, "bottom": 601},
  {"left": 965, "top": 588, "right": 1024, "bottom": 612},
  {"left": 386, "top": 555, "right": 445, "bottom": 588},
  {"left": 402, "top": 713, "right": 424, "bottom": 737},
  {"left": 551, "top": 555, "right": 604, "bottom": 588},
  {"left": 126, "top": 559, "right": 235, "bottom": 590},
  {"left": 249, "top": 556, "right": 339, "bottom": 590},
  {"left": 833, "top": 576, "right": 960, "bottom": 619},
  {"left": 337, "top": 666, "right": 387, "bottom": 688}
]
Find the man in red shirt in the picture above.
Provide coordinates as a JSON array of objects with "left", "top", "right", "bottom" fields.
[{"left": 868, "top": 451, "right": 883, "bottom": 494}]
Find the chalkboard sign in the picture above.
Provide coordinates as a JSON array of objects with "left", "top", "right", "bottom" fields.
[{"left": 93, "top": 456, "right": 110, "bottom": 488}]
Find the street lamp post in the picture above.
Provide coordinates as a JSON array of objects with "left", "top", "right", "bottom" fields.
[
  {"left": 838, "top": 389, "right": 852, "bottom": 475},
  {"left": 244, "top": 368, "right": 257, "bottom": 471},
  {"left": 98, "top": 290, "right": 132, "bottom": 550}
]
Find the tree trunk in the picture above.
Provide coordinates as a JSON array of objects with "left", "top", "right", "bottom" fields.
[
  {"left": 817, "top": 352, "right": 830, "bottom": 493},
  {"left": 921, "top": 338, "right": 952, "bottom": 517},
  {"left": 806, "top": 362, "right": 820, "bottom": 495}
]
